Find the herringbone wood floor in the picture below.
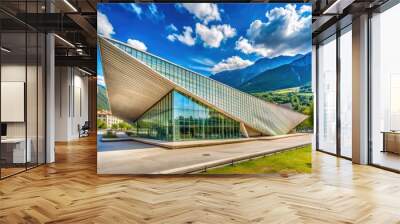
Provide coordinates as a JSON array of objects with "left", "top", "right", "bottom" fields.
[{"left": 1, "top": 136, "right": 400, "bottom": 224}]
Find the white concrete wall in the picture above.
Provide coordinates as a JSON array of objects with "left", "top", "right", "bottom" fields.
[
  {"left": 55, "top": 67, "right": 89, "bottom": 141},
  {"left": 0, "top": 66, "right": 25, "bottom": 139},
  {"left": 1, "top": 65, "right": 28, "bottom": 140},
  {"left": 1, "top": 62, "right": 47, "bottom": 164}
]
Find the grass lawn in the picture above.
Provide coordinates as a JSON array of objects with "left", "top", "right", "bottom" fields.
[{"left": 204, "top": 145, "right": 312, "bottom": 175}]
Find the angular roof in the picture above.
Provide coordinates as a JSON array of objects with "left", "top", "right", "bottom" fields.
[{"left": 98, "top": 36, "right": 308, "bottom": 135}]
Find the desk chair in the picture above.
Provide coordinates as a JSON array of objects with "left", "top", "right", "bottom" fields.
[{"left": 79, "top": 121, "right": 90, "bottom": 138}]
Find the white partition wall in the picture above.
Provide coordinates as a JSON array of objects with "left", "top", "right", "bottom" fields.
[{"left": 54, "top": 67, "right": 89, "bottom": 141}]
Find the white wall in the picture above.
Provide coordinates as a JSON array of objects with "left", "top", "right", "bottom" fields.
[
  {"left": 1, "top": 63, "right": 46, "bottom": 164},
  {"left": 55, "top": 67, "right": 89, "bottom": 141},
  {"left": 1, "top": 65, "right": 40, "bottom": 138},
  {"left": 1, "top": 64, "right": 26, "bottom": 139}
]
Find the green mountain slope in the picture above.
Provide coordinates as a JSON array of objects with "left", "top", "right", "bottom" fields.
[{"left": 239, "top": 53, "right": 311, "bottom": 93}]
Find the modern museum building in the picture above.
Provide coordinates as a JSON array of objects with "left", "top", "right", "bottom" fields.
[{"left": 98, "top": 36, "right": 307, "bottom": 142}]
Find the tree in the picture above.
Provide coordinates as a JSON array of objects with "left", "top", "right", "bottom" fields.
[
  {"left": 118, "top": 122, "right": 132, "bottom": 131},
  {"left": 111, "top": 123, "right": 119, "bottom": 130},
  {"left": 296, "top": 102, "right": 314, "bottom": 131},
  {"left": 97, "top": 119, "right": 107, "bottom": 129},
  {"left": 290, "top": 94, "right": 300, "bottom": 111}
]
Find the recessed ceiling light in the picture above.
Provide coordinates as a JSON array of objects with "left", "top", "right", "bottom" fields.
[
  {"left": 54, "top": 34, "right": 75, "bottom": 48},
  {"left": 78, "top": 67, "right": 92, "bottom": 76},
  {"left": 322, "top": 0, "right": 354, "bottom": 15},
  {"left": 1, "top": 47, "right": 11, "bottom": 53},
  {"left": 63, "top": 0, "right": 78, "bottom": 12}
]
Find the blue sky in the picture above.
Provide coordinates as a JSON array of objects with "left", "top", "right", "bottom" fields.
[{"left": 97, "top": 3, "right": 311, "bottom": 86}]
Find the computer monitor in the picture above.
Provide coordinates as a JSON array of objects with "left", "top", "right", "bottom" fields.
[{"left": 1, "top": 123, "right": 7, "bottom": 137}]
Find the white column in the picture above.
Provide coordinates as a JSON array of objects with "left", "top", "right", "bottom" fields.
[
  {"left": 312, "top": 45, "right": 317, "bottom": 150},
  {"left": 46, "top": 32, "right": 55, "bottom": 163},
  {"left": 352, "top": 14, "right": 369, "bottom": 164},
  {"left": 240, "top": 123, "right": 249, "bottom": 138}
]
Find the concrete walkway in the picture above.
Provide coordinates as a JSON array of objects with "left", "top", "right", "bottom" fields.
[
  {"left": 97, "top": 134, "right": 312, "bottom": 174},
  {"left": 130, "top": 133, "right": 308, "bottom": 149}
]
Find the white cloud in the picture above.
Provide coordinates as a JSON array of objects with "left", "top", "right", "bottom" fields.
[
  {"left": 127, "top": 39, "right": 147, "bottom": 51},
  {"left": 97, "top": 75, "right": 106, "bottom": 86},
  {"left": 178, "top": 3, "right": 221, "bottom": 24},
  {"left": 167, "top": 34, "right": 176, "bottom": 42},
  {"left": 189, "top": 65, "right": 212, "bottom": 73},
  {"left": 235, "top": 36, "right": 271, "bottom": 57},
  {"left": 130, "top": 4, "right": 142, "bottom": 17},
  {"left": 147, "top": 3, "right": 165, "bottom": 21},
  {"left": 166, "top": 24, "right": 178, "bottom": 32},
  {"left": 167, "top": 26, "right": 196, "bottom": 46},
  {"left": 195, "top": 23, "right": 236, "bottom": 48},
  {"left": 148, "top": 4, "right": 157, "bottom": 16},
  {"left": 212, "top": 56, "right": 254, "bottom": 73},
  {"left": 235, "top": 4, "right": 311, "bottom": 57},
  {"left": 97, "top": 11, "right": 115, "bottom": 38},
  {"left": 298, "top": 5, "right": 312, "bottom": 14},
  {"left": 191, "top": 57, "right": 215, "bottom": 66},
  {"left": 120, "top": 3, "right": 142, "bottom": 18},
  {"left": 167, "top": 23, "right": 236, "bottom": 48}
]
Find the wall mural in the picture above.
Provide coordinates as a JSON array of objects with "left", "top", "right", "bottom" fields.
[{"left": 97, "top": 3, "right": 312, "bottom": 175}]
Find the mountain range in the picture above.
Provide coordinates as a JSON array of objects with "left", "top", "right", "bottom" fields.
[{"left": 210, "top": 53, "right": 311, "bottom": 93}]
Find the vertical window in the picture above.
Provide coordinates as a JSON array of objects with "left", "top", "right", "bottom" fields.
[
  {"left": 317, "top": 35, "right": 337, "bottom": 154},
  {"left": 340, "top": 27, "right": 352, "bottom": 158},
  {"left": 371, "top": 4, "right": 400, "bottom": 171}
]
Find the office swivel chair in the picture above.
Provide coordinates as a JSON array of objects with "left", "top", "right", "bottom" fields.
[
  {"left": 1, "top": 123, "right": 7, "bottom": 140},
  {"left": 79, "top": 121, "right": 90, "bottom": 138}
]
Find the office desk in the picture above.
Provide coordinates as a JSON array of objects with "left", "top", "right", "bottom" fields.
[
  {"left": 382, "top": 131, "right": 400, "bottom": 155},
  {"left": 1, "top": 138, "right": 31, "bottom": 163}
]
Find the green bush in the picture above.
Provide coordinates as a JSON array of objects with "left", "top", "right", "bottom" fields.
[
  {"left": 97, "top": 119, "right": 107, "bottom": 129},
  {"left": 118, "top": 122, "right": 132, "bottom": 131},
  {"left": 103, "top": 130, "right": 117, "bottom": 138},
  {"left": 125, "top": 131, "right": 137, "bottom": 137},
  {"left": 111, "top": 123, "right": 119, "bottom": 130},
  {"left": 252, "top": 87, "right": 314, "bottom": 130}
]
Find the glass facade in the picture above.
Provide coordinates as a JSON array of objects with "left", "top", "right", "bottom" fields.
[
  {"left": 339, "top": 26, "right": 352, "bottom": 158},
  {"left": 316, "top": 26, "right": 353, "bottom": 159},
  {"left": 370, "top": 4, "right": 400, "bottom": 171},
  {"left": 105, "top": 38, "right": 304, "bottom": 136},
  {"left": 0, "top": 1, "right": 47, "bottom": 179},
  {"left": 173, "top": 91, "right": 240, "bottom": 141},
  {"left": 317, "top": 35, "right": 337, "bottom": 154},
  {"left": 133, "top": 90, "right": 241, "bottom": 141},
  {"left": 135, "top": 91, "right": 173, "bottom": 141}
]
